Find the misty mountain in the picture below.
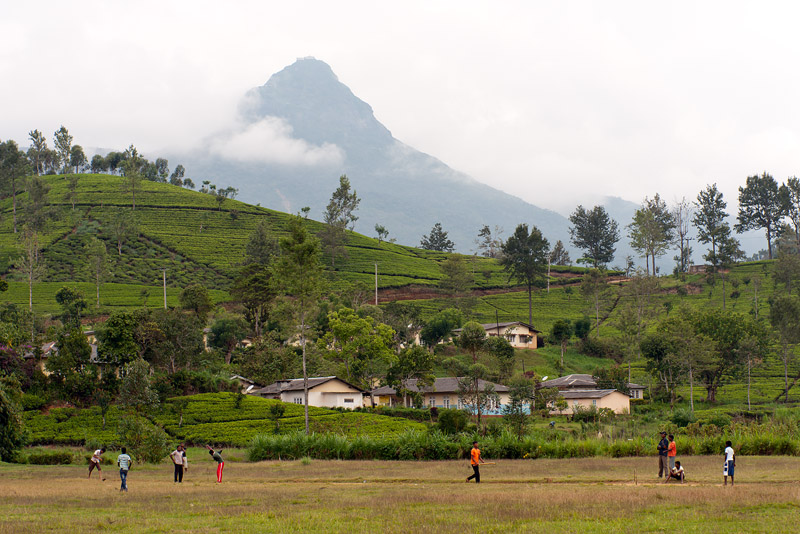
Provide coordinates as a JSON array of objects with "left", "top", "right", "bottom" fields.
[{"left": 178, "top": 58, "right": 572, "bottom": 254}]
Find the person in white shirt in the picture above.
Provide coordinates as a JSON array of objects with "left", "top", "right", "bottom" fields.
[
  {"left": 88, "top": 447, "right": 106, "bottom": 481},
  {"left": 117, "top": 447, "right": 132, "bottom": 492},
  {"left": 170, "top": 445, "right": 184, "bottom": 483},
  {"left": 723, "top": 440, "right": 736, "bottom": 486},
  {"left": 663, "top": 461, "right": 685, "bottom": 484}
]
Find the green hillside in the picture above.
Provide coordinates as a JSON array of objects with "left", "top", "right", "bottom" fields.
[{"left": 0, "top": 173, "right": 525, "bottom": 313}]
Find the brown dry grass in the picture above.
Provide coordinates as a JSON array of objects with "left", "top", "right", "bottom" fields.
[{"left": 2, "top": 456, "right": 799, "bottom": 533}]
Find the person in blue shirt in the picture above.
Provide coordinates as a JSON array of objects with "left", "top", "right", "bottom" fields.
[{"left": 117, "top": 447, "right": 132, "bottom": 492}]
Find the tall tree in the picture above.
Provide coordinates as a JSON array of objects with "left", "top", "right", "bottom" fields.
[
  {"left": 0, "top": 140, "right": 28, "bottom": 233},
  {"left": 23, "top": 176, "right": 52, "bottom": 233},
  {"left": 55, "top": 286, "right": 87, "bottom": 330},
  {"left": 580, "top": 269, "right": 611, "bottom": 338},
  {"left": 155, "top": 158, "right": 169, "bottom": 181},
  {"left": 69, "top": 145, "right": 87, "bottom": 174},
  {"left": 458, "top": 321, "right": 486, "bottom": 364},
  {"left": 374, "top": 224, "right": 389, "bottom": 243},
  {"left": 568, "top": 205, "right": 620, "bottom": 268},
  {"left": 627, "top": 194, "right": 676, "bottom": 275},
  {"left": 321, "top": 174, "right": 360, "bottom": 267},
  {"left": 735, "top": 172, "right": 785, "bottom": 259},
  {"left": 659, "top": 308, "right": 715, "bottom": 412},
  {"left": 169, "top": 164, "right": 185, "bottom": 186},
  {"left": 500, "top": 223, "right": 549, "bottom": 326},
  {"left": 109, "top": 209, "right": 136, "bottom": 256},
  {"left": 769, "top": 295, "right": 800, "bottom": 403},
  {"left": 271, "top": 216, "right": 325, "bottom": 434},
  {"left": 120, "top": 145, "right": 142, "bottom": 209},
  {"left": 385, "top": 345, "right": 435, "bottom": 407},
  {"left": 475, "top": 225, "right": 503, "bottom": 258},
  {"left": 14, "top": 227, "right": 45, "bottom": 312},
  {"left": 457, "top": 363, "right": 498, "bottom": 434},
  {"left": 420, "top": 222, "right": 455, "bottom": 252},
  {"left": 672, "top": 197, "right": 693, "bottom": 275},
  {"left": 550, "top": 319, "right": 572, "bottom": 368},
  {"left": 231, "top": 264, "right": 274, "bottom": 339},
  {"left": 27, "top": 129, "right": 47, "bottom": 175},
  {"left": 549, "top": 240, "right": 571, "bottom": 266},
  {"left": 53, "top": 126, "right": 73, "bottom": 175},
  {"left": 179, "top": 284, "right": 214, "bottom": 322},
  {"left": 244, "top": 219, "right": 278, "bottom": 265},
  {"left": 780, "top": 176, "right": 800, "bottom": 249},
  {"left": 439, "top": 255, "right": 474, "bottom": 308},
  {"left": 86, "top": 237, "right": 108, "bottom": 307},
  {"left": 90, "top": 154, "right": 107, "bottom": 174}
]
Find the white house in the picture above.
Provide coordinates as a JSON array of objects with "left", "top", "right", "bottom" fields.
[
  {"left": 552, "top": 389, "right": 632, "bottom": 415},
  {"left": 452, "top": 321, "right": 541, "bottom": 349},
  {"left": 251, "top": 376, "right": 365, "bottom": 409},
  {"left": 540, "top": 374, "right": 645, "bottom": 399}
]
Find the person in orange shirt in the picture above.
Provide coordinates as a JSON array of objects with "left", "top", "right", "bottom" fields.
[
  {"left": 466, "top": 441, "right": 485, "bottom": 483},
  {"left": 667, "top": 434, "right": 677, "bottom": 471}
]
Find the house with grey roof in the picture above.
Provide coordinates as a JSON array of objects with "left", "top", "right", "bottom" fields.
[
  {"left": 540, "top": 374, "right": 645, "bottom": 399},
  {"left": 371, "top": 377, "right": 510, "bottom": 414},
  {"left": 452, "top": 321, "right": 541, "bottom": 349}
]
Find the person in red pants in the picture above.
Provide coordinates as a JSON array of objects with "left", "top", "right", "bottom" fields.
[{"left": 207, "top": 447, "right": 224, "bottom": 483}]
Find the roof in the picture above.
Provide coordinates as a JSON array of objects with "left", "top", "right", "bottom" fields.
[
  {"left": 541, "top": 374, "right": 645, "bottom": 390},
  {"left": 559, "top": 389, "right": 620, "bottom": 400},
  {"left": 253, "top": 376, "right": 365, "bottom": 395},
  {"left": 371, "top": 377, "right": 509, "bottom": 396},
  {"left": 453, "top": 321, "right": 541, "bottom": 334}
]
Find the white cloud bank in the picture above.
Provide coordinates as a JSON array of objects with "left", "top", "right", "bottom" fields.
[{"left": 208, "top": 117, "right": 344, "bottom": 167}]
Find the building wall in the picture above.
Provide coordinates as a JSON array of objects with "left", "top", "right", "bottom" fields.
[
  {"left": 280, "top": 381, "right": 363, "bottom": 409},
  {"left": 555, "top": 392, "right": 631, "bottom": 415},
  {"left": 486, "top": 325, "right": 537, "bottom": 349}
]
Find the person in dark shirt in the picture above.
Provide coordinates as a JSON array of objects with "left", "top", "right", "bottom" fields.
[
  {"left": 207, "top": 446, "right": 224, "bottom": 483},
  {"left": 657, "top": 431, "right": 669, "bottom": 478}
]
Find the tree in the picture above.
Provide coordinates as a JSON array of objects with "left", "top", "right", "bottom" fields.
[
  {"left": 96, "top": 311, "right": 139, "bottom": 368},
  {"left": 550, "top": 319, "right": 572, "bottom": 368},
  {"left": 321, "top": 175, "right": 360, "bottom": 267},
  {"left": 209, "top": 314, "right": 249, "bottom": 364},
  {"left": 321, "top": 307, "right": 395, "bottom": 391},
  {"left": 500, "top": 223, "right": 549, "bottom": 326},
  {"left": 69, "top": 145, "right": 87, "bottom": 174},
  {"left": 46, "top": 328, "right": 95, "bottom": 403},
  {"left": 627, "top": 194, "right": 675, "bottom": 275},
  {"left": 53, "top": 126, "right": 73, "bottom": 174},
  {"left": 90, "top": 154, "right": 107, "bottom": 174},
  {"left": 502, "top": 377, "right": 535, "bottom": 438},
  {"left": 780, "top": 176, "right": 800, "bottom": 249},
  {"left": 659, "top": 308, "right": 715, "bottom": 411},
  {"left": 27, "top": 129, "right": 47, "bottom": 175},
  {"left": 581, "top": 269, "right": 611, "bottom": 338},
  {"left": 231, "top": 264, "right": 274, "bottom": 338},
  {"left": 475, "top": 225, "right": 502, "bottom": 258},
  {"left": 672, "top": 197, "right": 693, "bottom": 275},
  {"left": 385, "top": 345, "right": 436, "bottom": 407},
  {"left": 374, "top": 224, "right": 389, "bottom": 243},
  {"left": 735, "top": 172, "right": 785, "bottom": 259},
  {"left": 55, "top": 286, "right": 87, "bottom": 330},
  {"left": 179, "top": 284, "right": 214, "bottom": 322},
  {"left": 120, "top": 145, "right": 142, "bottom": 209},
  {"left": 109, "top": 209, "right": 136, "bottom": 256},
  {"left": 569, "top": 205, "right": 620, "bottom": 267},
  {"left": 486, "top": 335, "right": 515, "bottom": 382},
  {"left": 613, "top": 271, "right": 659, "bottom": 380},
  {"left": 457, "top": 363, "right": 499, "bottom": 434},
  {"left": 769, "top": 295, "right": 800, "bottom": 403},
  {"left": 0, "top": 139, "right": 29, "bottom": 233},
  {"left": 420, "top": 222, "right": 455, "bottom": 252},
  {"left": 151, "top": 309, "right": 204, "bottom": 373},
  {"left": 182, "top": 178, "right": 195, "bottom": 189},
  {"left": 86, "top": 237, "right": 108, "bottom": 307},
  {"left": 271, "top": 216, "right": 325, "bottom": 433},
  {"left": 0, "top": 377, "right": 24, "bottom": 462},
  {"left": 23, "top": 176, "right": 52, "bottom": 233},
  {"left": 439, "top": 255, "right": 474, "bottom": 299},
  {"left": 458, "top": 321, "right": 486, "bottom": 364},
  {"left": 169, "top": 164, "right": 185, "bottom": 186},
  {"left": 119, "top": 359, "right": 159, "bottom": 413},
  {"left": 641, "top": 333, "right": 680, "bottom": 404},
  {"left": 244, "top": 219, "right": 278, "bottom": 265},
  {"left": 419, "top": 308, "right": 463, "bottom": 346},
  {"left": 549, "top": 240, "right": 571, "bottom": 266},
  {"left": 14, "top": 227, "right": 45, "bottom": 312},
  {"left": 155, "top": 158, "right": 169, "bottom": 181}
]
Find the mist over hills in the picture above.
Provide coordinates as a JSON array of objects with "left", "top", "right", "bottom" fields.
[{"left": 178, "top": 58, "right": 574, "bottom": 255}]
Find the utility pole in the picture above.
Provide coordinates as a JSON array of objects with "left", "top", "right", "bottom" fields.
[
  {"left": 163, "top": 269, "right": 167, "bottom": 309},
  {"left": 375, "top": 263, "right": 378, "bottom": 305}
]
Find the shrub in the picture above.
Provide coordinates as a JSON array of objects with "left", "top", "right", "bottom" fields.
[
  {"left": 116, "top": 414, "right": 171, "bottom": 463},
  {"left": 26, "top": 450, "right": 74, "bottom": 465},
  {"left": 437, "top": 409, "right": 470, "bottom": 434},
  {"left": 671, "top": 408, "right": 697, "bottom": 428},
  {"left": 21, "top": 393, "right": 47, "bottom": 411}
]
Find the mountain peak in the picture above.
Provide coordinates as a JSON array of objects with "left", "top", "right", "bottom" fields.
[{"left": 240, "top": 58, "right": 391, "bottom": 149}]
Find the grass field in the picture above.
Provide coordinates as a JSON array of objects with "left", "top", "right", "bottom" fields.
[{"left": 2, "top": 455, "right": 799, "bottom": 533}]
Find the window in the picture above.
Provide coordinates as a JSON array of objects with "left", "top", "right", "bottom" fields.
[
  {"left": 592, "top": 399, "right": 597, "bottom": 406},
  {"left": 293, "top": 397, "right": 302, "bottom": 404},
  {"left": 428, "top": 397, "right": 435, "bottom": 407},
  {"left": 344, "top": 398, "right": 354, "bottom": 404},
  {"left": 443, "top": 396, "right": 450, "bottom": 408}
]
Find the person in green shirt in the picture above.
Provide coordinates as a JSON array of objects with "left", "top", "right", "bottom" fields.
[{"left": 206, "top": 446, "right": 224, "bottom": 483}]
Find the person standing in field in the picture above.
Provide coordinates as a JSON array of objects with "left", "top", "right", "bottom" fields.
[
  {"left": 117, "top": 447, "right": 132, "bottom": 492},
  {"left": 466, "top": 441, "right": 484, "bottom": 483},
  {"left": 657, "top": 431, "right": 669, "bottom": 478},
  {"left": 88, "top": 447, "right": 106, "bottom": 481},
  {"left": 182, "top": 445, "right": 188, "bottom": 479},
  {"left": 667, "top": 434, "right": 677, "bottom": 471},
  {"left": 170, "top": 445, "right": 184, "bottom": 483},
  {"left": 723, "top": 441, "right": 736, "bottom": 486},
  {"left": 207, "top": 446, "right": 224, "bottom": 483}
]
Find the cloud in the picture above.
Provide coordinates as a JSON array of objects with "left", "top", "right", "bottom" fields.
[{"left": 208, "top": 117, "right": 344, "bottom": 167}]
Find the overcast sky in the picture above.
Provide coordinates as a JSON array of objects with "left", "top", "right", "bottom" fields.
[{"left": 2, "top": 1, "right": 799, "bottom": 226}]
